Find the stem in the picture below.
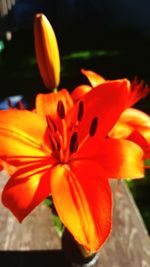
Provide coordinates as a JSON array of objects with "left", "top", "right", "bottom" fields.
[{"left": 62, "top": 228, "right": 99, "bottom": 267}]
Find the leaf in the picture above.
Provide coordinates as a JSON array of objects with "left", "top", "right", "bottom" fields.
[{"left": 52, "top": 213, "right": 64, "bottom": 237}]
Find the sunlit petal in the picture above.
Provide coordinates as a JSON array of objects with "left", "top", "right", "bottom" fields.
[
  {"left": 66, "top": 79, "right": 129, "bottom": 147},
  {"left": 71, "top": 85, "right": 92, "bottom": 102},
  {"left": 36, "top": 89, "right": 73, "bottom": 117},
  {"left": 0, "top": 110, "right": 50, "bottom": 165},
  {"left": 81, "top": 69, "right": 106, "bottom": 87},
  {"left": 126, "top": 131, "right": 150, "bottom": 160},
  {"left": 109, "top": 108, "right": 150, "bottom": 143},
  {"left": 76, "top": 137, "right": 144, "bottom": 179},
  {"left": 2, "top": 163, "right": 52, "bottom": 222},
  {"left": 51, "top": 161, "right": 112, "bottom": 252}
]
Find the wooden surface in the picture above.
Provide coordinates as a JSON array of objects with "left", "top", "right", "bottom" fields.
[{"left": 0, "top": 171, "right": 150, "bottom": 267}]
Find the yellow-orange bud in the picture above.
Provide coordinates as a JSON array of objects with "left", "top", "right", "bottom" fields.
[{"left": 34, "top": 13, "right": 60, "bottom": 90}]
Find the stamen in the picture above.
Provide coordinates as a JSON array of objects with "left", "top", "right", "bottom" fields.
[
  {"left": 61, "top": 119, "right": 67, "bottom": 150},
  {"left": 57, "top": 100, "right": 65, "bottom": 119},
  {"left": 46, "top": 115, "right": 57, "bottom": 133},
  {"left": 48, "top": 134, "right": 57, "bottom": 151},
  {"left": 55, "top": 131, "right": 63, "bottom": 149},
  {"left": 89, "top": 117, "right": 98, "bottom": 137},
  {"left": 77, "top": 101, "right": 84, "bottom": 121},
  {"left": 56, "top": 139, "right": 61, "bottom": 151},
  {"left": 70, "top": 132, "right": 78, "bottom": 154}
]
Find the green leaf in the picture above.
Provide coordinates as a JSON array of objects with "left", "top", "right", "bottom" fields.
[
  {"left": 52, "top": 213, "right": 64, "bottom": 237},
  {"left": 44, "top": 196, "right": 53, "bottom": 207},
  {"left": 44, "top": 196, "right": 64, "bottom": 236}
]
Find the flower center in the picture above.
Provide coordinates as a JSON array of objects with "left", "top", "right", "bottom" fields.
[
  {"left": 46, "top": 115, "right": 64, "bottom": 162},
  {"left": 46, "top": 100, "right": 99, "bottom": 163}
]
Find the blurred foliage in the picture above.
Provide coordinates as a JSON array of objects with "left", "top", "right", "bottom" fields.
[
  {"left": 0, "top": 41, "right": 5, "bottom": 53},
  {"left": 44, "top": 196, "right": 64, "bottom": 237},
  {"left": 62, "top": 50, "right": 120, "bottom": 60}
]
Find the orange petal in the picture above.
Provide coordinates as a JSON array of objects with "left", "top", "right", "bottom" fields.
[
  {"left": 81, "top": 69, "right": 106, "bottom": 87},
  {"left": 98, "top": 139, "right": 144, "bottom": 179},
  {"left": 2, "top": 163, "right": 52, "bottom": 222},
  {"left": 34, "top": 13, "right": 60, "bottom": 90},
  {"left": 128, "top": 78, "right": 150, "bottom": 106},
  {"left": 35, "top": 89, "right": 73, "bottom": 117},
  {"left": 66, "top": 79, "right": 130, "bottom": 146},
  {"left": 126, "top": 131, "right": 150, "bottom": 159},
  {"left": 51, "top": 161, "right": 112, "bottom": 252},
  {"left": 77, "top": 137, "right": 144, "bottom": 179},
  {"left": 71, "top": 85, "right": 92, "bottom": 102},
  {"left": 0, "top": 109, "right": 51, "bottom": 165},
  {"left": 109, "top": 108, "right": 150, "bottom": 142},
  {"left": 0, "top": 160, "right": 16, "bottom": 175}
]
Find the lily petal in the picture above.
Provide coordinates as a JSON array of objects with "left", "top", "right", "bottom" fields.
[
  {"left": 98, "top": 139, "right": 144, "bottom": 179},
  {"left": 66, "top": 79, "right": 130, "bottom": 145},
  {"left": 129, "top": 78, "right": 150, "bottom": 106},
  {"left": 71, "top": 85, "right": 92, "bottom": 102},
  {"left": 77, "top": 137, "right": 144, "bottom": 179},
  {"left": 81, "top": 69, "right": 106, "bottom": 87},
  {"left": 36, "top": 89, "right": 73, "bottom": 117},
  {"left": 2, "top": 163, "right": 52, "bottom": 222},
  {"left": 51, "top": 160, "right": 112, "bottom": 252},
  {"left": 0, "top": 110, "right": 50, "bottom": 165},
  {"left": 109, "top": 108, "right": 150, "bottom": 143},
  {"left": 126, "top": 131, "right": 150, "bottom": 160}
]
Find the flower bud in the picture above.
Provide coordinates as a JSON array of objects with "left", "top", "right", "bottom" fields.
[{"left": 34, "top": 13, "right": 60, "bottom": 90}]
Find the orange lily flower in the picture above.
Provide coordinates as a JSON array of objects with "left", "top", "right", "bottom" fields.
[
  {"left": 0, "top": 80, "right": 144, "bottom": 252},
  {"left": 34, "top": 13, "right": 60, "bottom": 90},
  {"left": 72, "top": 69, "right": 150, "bottom": 164}
]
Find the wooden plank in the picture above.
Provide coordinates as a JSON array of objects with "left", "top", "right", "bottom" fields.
[
  {"left": 0, "top": 171, "right": 61, "bottom": 251},
  {"left": 0, "top": 171, "right": 150, "bottom": 267},
  {"left": 99, "top": 180, "right": 150, "bottom": 267}
]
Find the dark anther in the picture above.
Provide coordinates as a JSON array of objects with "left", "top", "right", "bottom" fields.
[
  {"left": 57, "top": 100, "right": 65, "bottom": 119},
  {"left": 46, "top": 116, "right": 57, "bottom": 132},
  {"left": 77, "top": 101, "right": 84, "bottom": 121},
  {"left": 70, "top": 132, "right": 78, "bottom": 154},
  {"left": 89, "top": 117, "right": 98, "bottom": 137}
]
